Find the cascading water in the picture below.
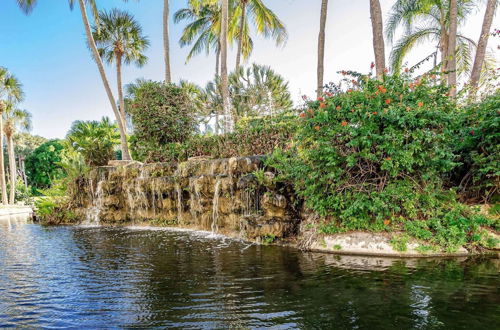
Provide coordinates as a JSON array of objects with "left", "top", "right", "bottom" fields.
[
  {"left": 84, "top": 178, "right": 104, "bottom": 226},
  {"left": 175, "top": 183, "right": 183, "bottom": 223},
  {"left": 211, "top": 178, "right": 222, "bottom": 233}
]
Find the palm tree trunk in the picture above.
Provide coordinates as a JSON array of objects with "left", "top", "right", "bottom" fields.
[
  {"left": 236, "top": 0, "right": 247, "bottom": 70},
  {"left": 317, "top": 0, "right": 328, "bottom": 98},
  {"left": 447, "top": 0, "right": 458, "bottom": 96},
  {"left": 470, "top": 0, "right": 497, "bottom": 90},
  {"left": 77, "top": 0, "right": 132, "bottom": 161},
  {"left": 7, "top": 133, "right": 16, "bottom": 205},
  {"left": 116, "top": 54, "right": 128, "bottom": 134},
  {"left": 220, "top": 0, "right": 232, "bottom": 132},
  {"left": 216, "top": 47, "right": 221, "bottom": 77},
  {"left": 163, "top": 0, "right": 172, "bottom": 83},
  {"left": 369, "top": 0, "right": 386, "bottom": 79},
  {"left": 0, "top": 116, "right": 7, "bottom": 205}
]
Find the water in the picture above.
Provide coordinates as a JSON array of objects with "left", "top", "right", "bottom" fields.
[{"left": 1, "top": 216, "right": 499, "bottom": 329}]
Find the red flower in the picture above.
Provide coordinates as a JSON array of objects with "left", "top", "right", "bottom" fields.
[
  {"left": 336, "top": 105, "right": 341, "bottom": 110},
  {"left": 470, "top": 130, "right": 475, "bottom": 135},
  {"left": 372, "top": 111, "right": 378, "bottom": 115},
  {"left": 385, "top": 99, "right": 391, "bottom": 105},
  {"left": 317, "top": 97, "right": 324, "bottom": 102},
  {"left": 319, "top": 102, "right": 326, "bottom": 109},
  {"left": 299, "top": 112, "right": 306, "bottom": 118},
  {"left": 347, "top": 89, "right": 353, "bottom": 93},
  {"left": 370, "top": 62, "right": 375, "bottom": 69},
  {"left": 418, "top": 101, "right": 424, "bottom": 107},
  {"left": 325, "top": 92, "right": 333, "bottom": 97},
  {"left": 341, "top": 121, "right": 348, "bottom": 127},
  {"left": 384, "top": 67, "right": 389, "bottom": 73},
  {"left": 404, "top": 68, "right": 409, "bottom": 73}
]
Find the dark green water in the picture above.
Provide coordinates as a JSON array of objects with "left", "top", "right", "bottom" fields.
[{"left": 0, "top": 216, "right": 499, "bottom": 329}]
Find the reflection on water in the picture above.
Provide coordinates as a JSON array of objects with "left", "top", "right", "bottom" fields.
[{"left": 0, "top": 221, "right": 499, "bottom": 328}]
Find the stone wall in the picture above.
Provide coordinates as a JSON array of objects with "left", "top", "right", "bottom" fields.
[{"left": 81, "top": 156, "right": 301, "bottom": 242}]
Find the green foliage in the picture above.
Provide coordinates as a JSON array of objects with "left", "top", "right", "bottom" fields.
[
  {"left": 128, "top": 81, "right": 197, "bottom": 160},
  {"left": 455, "top": 92, "right": 500, "bottom": 202},
  {"left": 25, "top": 140, "right": 65, "bottom": 191},
  {"left": 261, "top": 234, "right": 276, "bottom": 245},
  {"left": 13, "top": 179, "right": 33, "bottom": 205},
  {"left": 132, "top": 113, "right": 297, "bottom": 163},
  {"left": 267, "top": 73, "right": 490, "bottom": 250},
  {"left": 66, "top": 117, "right": 120, "bottom": 166},
  {"left": 390, "top": 234, "right": 410, "bottom": 252}
]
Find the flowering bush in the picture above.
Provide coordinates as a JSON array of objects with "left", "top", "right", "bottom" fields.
[{"left": 268, "top": 73, "right": 492, "bottom": 250}]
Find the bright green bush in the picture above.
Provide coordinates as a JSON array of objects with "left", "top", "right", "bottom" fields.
[
  {"left": 267, "top": 73, "right": 490, "bottom": 249},
  {"left": 128, "top": 81, "right": 197, "bottom": 160},
  {"left": 25, "top": 140, "right": 65, "bottom": 191},
  {"left": 455, "top": 92, "right": 500, "bottom": 202}
]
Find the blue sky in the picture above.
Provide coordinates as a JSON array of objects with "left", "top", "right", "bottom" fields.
[{"left": 0, "top": 0, "right": 497, "bottom": 138}]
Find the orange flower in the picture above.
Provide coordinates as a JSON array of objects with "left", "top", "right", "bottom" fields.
[
  {"left": 314, "top": 126, "right": 321, "bottom": 131},
  {"left": 341, "top": 121, "right": 348, "bottom": 127},
  {"left": 299, "top": 112, "right": 306, "bottom": 118},
  {"left": 319, "top": 102, "right": 326, "bottom": 109},
  {"left": 384, "top": 68, "right": 389, "bottom": 73},
  {"left": 351, "top": 109, "right": 355, "bottom": 112},
  {"left": 347, "top": 89, "right": 353, "bottom": 93},
  {"left": 317, "top": 97, "right": 324, "bottom": 102},
  {"left": 385, "top": 99, "right": 391, "bottom": 105},
  {"left": 372, "top": 111, "right": 378, "bottom": 115},
  {"left": 325, "top": 92, "right": 333, "bottom": 97},
  {"left": 385, "top": 157, "right": 392, "bottom": 161},
  {"left": 418, "top": 101, "right": 424, "bottom": 107},
  {"left": 404, "top": 68, "right": 409, "bottom": 73},
  {"left": 336, "top": 105, "right": 341, "bottom": 110},
  {"left": 384, "top": 219, "right": 391, "bottom": 226}
]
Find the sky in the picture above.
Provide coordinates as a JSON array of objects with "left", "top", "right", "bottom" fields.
[{"left": 0, "top": 0, "right": 498, "bottom": 139}]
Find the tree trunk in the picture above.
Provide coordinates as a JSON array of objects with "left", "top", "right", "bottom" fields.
[
  {"left": 317, "top": 0, "right": 328, "bottom": 98},
  {"left": 77, "top": 0, "right": 132, "bottom": 161},
  {"left": 116, "top": 54, "right": 128, "bottom": 134},
  {"left": 447, "top": 0, "right": 458, "bottom": 96},
  {"left": 236, "top": 0, "right": 246, "bottom": 70},
  {"left": 220, "top": 0, "right": 232, "bottom": 132},
  {"left": 0, "top": 115, "right": 8, "bottom": 205},
  {"left": 369, "top": 0, "right": 386, "bottom": 79},
  {"left": 470, "top": 0, "right": 497, "bottom": 90},
  {"left": 216, "top": 47, "right": 221, "bottom": 77},
  {"left": 163, "top": 0, "right": 172, "bottom": 83},
  {"left": 7, "top": 133, "right": 16, "bottom": 205}
]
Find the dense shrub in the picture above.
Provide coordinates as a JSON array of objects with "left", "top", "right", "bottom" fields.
[
  {"left": 25, "top": 140, "right": 65, "bottom": 191},
  {"left": 132, "top": 114, "right": 298, "bottom": 162},
  {"left": 267, "top": 73, "right": 492, "bottom": 250},
  {"left": 128, "top": 81, "right": 197, "bottom": 160},
  {"left": 454, "top": 92, "right": 500, "bottom": 202}
]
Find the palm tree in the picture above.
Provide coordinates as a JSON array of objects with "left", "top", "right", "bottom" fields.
[
  {"left": 470, "top": 0, "right": 498, "bottom": 91},
  {"left": 386, "top": 0, "right": 477, "bottom": 78},
  {"left": 369, "top": 0, "right": 386, "bottom": 79},
  {"left": 92, "top": 9, "right": 149, "bottom": 138},
  {"left": 317, "top": 0, "right": 328, "bottom": 98},
  {"left": 234, "top": 0, "right": 287, "bottom": 69},
  {"left": 220, "top": 0, "right": 232, "bottom": 132},
  {"left": 447, "top": 0, "right": 458, "bottom": 96},
  {"left": 164, "top": 0, "right": 172, "bottom": 83},
  {"left": 3, "top": 103, "right": 31, "bottom": 204},
  {"left": 0, "top": 68, "right": 23, "bottom": 205}
]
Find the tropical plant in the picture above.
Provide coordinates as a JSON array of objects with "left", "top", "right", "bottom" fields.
[
  {"left": 369, "top": 0, "right": 386, "bottom": 79},
  {"left": 25, "top": 140, "right": 65, "bottom": 191},
  {"left": 92, "top": 8, "right": 149, "bottom": 136},
  {"left": 233, "top": 0, "right": 287, "bottom": 69},
  {"left": 386, "top": 0, "right": 478, "bottom": 78},
  {"left": 14, "top": 133, "right": 47, "bottom": 187},
  {"left": 0, "top": 68, "right": 24, "bottom": 205},
  {"left": 3, "top": 103, "right": 31, "bottom": 204},
  {"left": 66, "top": 117, "right": 120, "bottom": 166},
  {"left": 317, "top": 0, "right": 328, "bottom": 97}
]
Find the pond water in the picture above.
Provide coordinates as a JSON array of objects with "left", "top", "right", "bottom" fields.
[{"left": 0, "top": 216, "right": 499, "bottom": 329}]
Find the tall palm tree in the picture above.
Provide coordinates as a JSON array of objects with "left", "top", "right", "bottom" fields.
[
  {"left": 92, "top": 9, "right": 149, "bottom": 138},
  {"left": 386, "top": 0, "right": 477, "bottom": 77},
  {"left": 447, "top": 0, "right": 458, "bottom": 96},
  {"left": 3, "top": 103, "right": 31, "bottom": 204},
  {"left": 470, "top": 0, "right": 498, "bottom": 90},
  {"left": 234, "top": 0, "right": 287, "bottom": 69},
  {"left": 369, "top": 0, "right": 386, "bottom": 79},
  {"left": 220, "top": 0, "right": 232, "bottom": 132},
  {"left": 317, "top": 0, "right": 328, "bottom": 98},
  {"left": 0, "top": 68, "right": 23, "bottom": 205},
  {"left": 164, "top": 0, "right": 172, "bottom": 83}
]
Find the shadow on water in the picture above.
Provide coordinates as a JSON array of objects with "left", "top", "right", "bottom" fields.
[{"left": 0, "top": 222, "right": 499, "bottom": 328}]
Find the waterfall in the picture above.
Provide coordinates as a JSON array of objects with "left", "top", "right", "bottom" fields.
[
  {"left": 175, "top": 183, "right": 183, "bottom": 223},
  {"left": 84, "top": 179, "right": 104, "bottom": 226},
  {"left": 211, "top": 178, "right": 222, "bottom": 233}
]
